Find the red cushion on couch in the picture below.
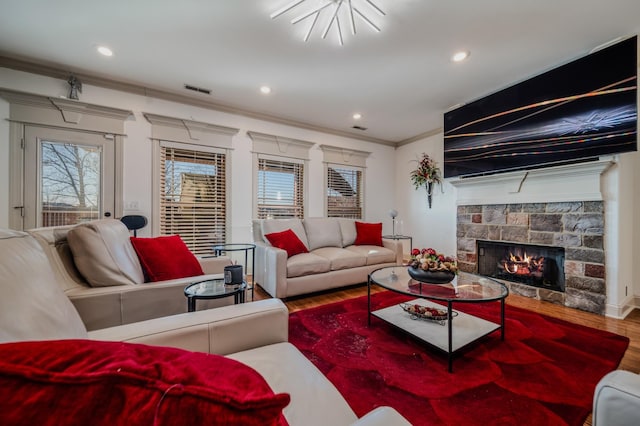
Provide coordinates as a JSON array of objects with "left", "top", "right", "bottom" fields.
[
  {"left": 354, "top": 221, "right": 383, "bottom": 246},
  {"left": 130, "top": 235, "right": 204, "bottom": 282},
  {"left": 0, "top": 340, "right": 290, "bottom": 426},
  {"left": 264, "top": 229, "right": 309, "bottom": 258}
]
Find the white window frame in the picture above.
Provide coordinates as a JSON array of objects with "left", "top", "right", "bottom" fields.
[
  {"left": 326, "top": 163, "right": 364, "bottom": 219},
  {"left": 145, "top": 113, "right": 238, "bottom": 246},
  {"left": 319, "top": 144, "right": 370, "bottom": 218},
  {"left": 248, "top": 131, "right": 314, "bottom": 219}
]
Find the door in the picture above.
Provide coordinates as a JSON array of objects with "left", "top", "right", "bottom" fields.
[{"left": 23, "top": 126, "right": 115, "bottom": 229}]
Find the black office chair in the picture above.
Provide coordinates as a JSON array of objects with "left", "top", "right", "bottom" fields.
[{"left": 120, "top": 215, "right": 148, "bottom": 237}]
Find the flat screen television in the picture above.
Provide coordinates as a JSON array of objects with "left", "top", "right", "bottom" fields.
[{"left": 443, "top": 36, "right": 637, "bottom": 179}]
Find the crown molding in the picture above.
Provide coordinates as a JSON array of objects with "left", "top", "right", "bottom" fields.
[
  {"left": 396, "top": 126, "right": 443, "bottom": 146},
  {"left": 0, "top": 54, "right": 399, "bottom": 147}
]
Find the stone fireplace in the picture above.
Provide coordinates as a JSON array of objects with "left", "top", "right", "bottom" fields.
[{"left": 457, "top": 202, "right": 605, "bottom": 314}]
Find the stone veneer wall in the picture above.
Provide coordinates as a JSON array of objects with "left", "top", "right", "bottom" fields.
[{"left": 457, "top": 202, "right": 606, "bottom": 314}]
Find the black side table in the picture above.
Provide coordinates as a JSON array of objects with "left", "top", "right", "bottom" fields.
[
  {"left": 184, "top": 279, "right": 247, "bottom": 312},
  {"left": 212, "top": 243, "right": 256, "bottom": 300}
]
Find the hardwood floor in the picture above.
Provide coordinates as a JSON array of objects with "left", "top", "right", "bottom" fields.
[{"left": 252, "top": 283, "right": 640, "bottom": 426}]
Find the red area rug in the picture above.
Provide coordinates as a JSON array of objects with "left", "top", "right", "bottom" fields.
[{"left": 289, "top": 292, "right": 629, "bottom": 426}]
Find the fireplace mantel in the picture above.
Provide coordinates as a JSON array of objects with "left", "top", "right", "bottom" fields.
[{"left": 447, "top": 157, "right": 616, "bottom": 206}]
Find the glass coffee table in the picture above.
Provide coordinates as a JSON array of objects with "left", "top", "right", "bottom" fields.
[
  {"left": 184, "top": 279, "right": 247, "bottom": 312},
  {"left": 368, "top": 267, "right": 509, "bottom": 372}
]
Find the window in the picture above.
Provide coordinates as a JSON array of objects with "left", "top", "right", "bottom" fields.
[
  {"left": 160, "top": 146, "right": 226, "bottom": 254},
  {"left": 327, "top": 165, "right": 363, "bottom": 218},
  {"left": 257, "top": 158, "right": 304, "bottom": 219}
]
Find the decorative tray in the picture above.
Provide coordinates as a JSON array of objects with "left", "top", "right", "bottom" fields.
[{"left": 399, "top": 303, "right": 458, "bottom": 325}]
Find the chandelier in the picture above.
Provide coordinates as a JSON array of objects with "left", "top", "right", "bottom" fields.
[{"left": 270, "top": 0, "right": 386, "bottom": 45}]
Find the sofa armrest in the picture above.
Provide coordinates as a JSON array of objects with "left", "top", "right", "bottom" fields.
[
  {"left": 350, "top": 407, "right": 412, "bottom": 426},
  {"left": 382, "top": 238, "right": 403, "bottom": 264},
  {"left": 67, "top": 272, "right": 228, "bottom": 330},
  {"left": 197, "top": 255, "right": 232, "bottom": 274},
  {"left": 254, "top": 242, "right": 288, "bottom": 298},
  {"left": 593, "top": 370, "right": 640, "bottom": 426},
  {"left": 87, "top": 299, "right": 289, "bottom": 355}
]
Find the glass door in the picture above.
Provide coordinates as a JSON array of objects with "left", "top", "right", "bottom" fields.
[{"left": 23, "top": 126, "right": 115, "bottom": 229}]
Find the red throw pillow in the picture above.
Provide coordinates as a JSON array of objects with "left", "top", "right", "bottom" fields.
[
  {"left": 265, "top": 229, "right": 309, "bottom": 258},
  {"left": 130, "top": 235, "right": 204, "bottom": 282},
  {"left": 0, "top": 340, "right": 290, "bottom": 426},
  {"left": 354, "top": 221, "right": 383, "bottom": 246}
]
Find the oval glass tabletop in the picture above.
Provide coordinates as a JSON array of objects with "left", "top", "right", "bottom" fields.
[
  {"left": 184, "top": 279, "right": 246, "bottom": 298},
  {"left": 369, "top": 266, "right": 508, "bottom": 303}
]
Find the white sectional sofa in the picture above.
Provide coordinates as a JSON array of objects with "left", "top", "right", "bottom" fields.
[
  {"left": 0, "top": 227, "right": 411, "bottom": 426},
  {"left": 253, "top": 218, "right": 403, "bottom": 298}
]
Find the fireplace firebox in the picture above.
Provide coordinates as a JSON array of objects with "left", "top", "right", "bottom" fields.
[{"left": 477, "top": 240, "right": 565, "bottom": 292}]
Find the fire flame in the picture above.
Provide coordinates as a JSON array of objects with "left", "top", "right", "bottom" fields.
[{"left": 503, "top": 251, "right": 544, "bottom": 276}]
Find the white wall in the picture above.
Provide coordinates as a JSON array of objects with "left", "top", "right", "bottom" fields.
[
  {"left": 0, "top": 68, "right": 397, "bottom": 243},
  {"left": 0, "top": 97, "right": 9, "bottom": 228},
  {"left": 394, "top": 133, "right": 457, "bottom": 256}
]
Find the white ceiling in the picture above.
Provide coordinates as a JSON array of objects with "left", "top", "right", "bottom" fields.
[{"left": 1, "top": 0, "right": 639, "bottom": 145}]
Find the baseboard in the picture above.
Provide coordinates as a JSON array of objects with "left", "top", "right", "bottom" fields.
[{"left": 605, "top": 296, "right": 637, "bottom": 319}]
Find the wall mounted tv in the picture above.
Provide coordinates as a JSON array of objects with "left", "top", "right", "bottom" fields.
[{"left": 444, "top": 36, "right": 637, "bottom": 179}]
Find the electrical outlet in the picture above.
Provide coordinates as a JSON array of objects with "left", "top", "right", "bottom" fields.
[{"left": 126, "top": 201, "right": 140, "bottom": 210}]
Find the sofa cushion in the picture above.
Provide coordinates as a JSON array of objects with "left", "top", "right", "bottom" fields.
[
  {"left": 228, "top": 342, "right": 358, "bottom": 426},
  {"left": 262, "top": 219, "right": 309, "bottom": 249},
  {"left": 0, "top": 230, "right": 88, "bottom": 343},
  {"left": 286, "top": 252, "right": 331, "bottom": 278},
  {"left": 303, "top": 218, "right": 342, "bottom": 250},
  {"left": 354, "top": 221, "right": 383, "bottom": 246},
  {"left": 346, "top": 245, "right": 397, "bottom": 265},
  {"left": 67, "top": 219, "right": 145, "bottom": 287},
  {"left": 312, "top": 247, "right": 367, "bottom": 270},
  {"left": 265, "top": 229, "right": 309, "bottom": 258},
  {"left": 338, "top": 219, "right": 357, "bottom": 247},
  {"left": 130, "top": 235, "right": 204, "bottom": 282},
  {"left": 0, "top": 339, "right": 290, "bottom": 426}
]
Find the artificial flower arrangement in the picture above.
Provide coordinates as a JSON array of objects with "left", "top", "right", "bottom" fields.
[
  {"left": 409, "top": 248, "right": 459, "bottom": 274},
  {"left": 409, "top": 153, "right": 442, "bottom": 189},
  {"left": 410, "top": 153, "right": 442, "bottom": 208}
]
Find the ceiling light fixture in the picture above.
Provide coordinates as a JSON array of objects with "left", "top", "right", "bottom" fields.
[
  {"left": 97, "top": 46, "right": 113, "bottom": 57},
  {"left": 452, "top": 50, "right": 470, "bottom": 62},
  {"left": 353, "top": 113, "right": 362, "bottom": 120},
  {"left": 260, "top": 86, "right": 272, "bottom": 94},
  {"left": 271, "top": 0, "right": 385, "bottom": 46}
]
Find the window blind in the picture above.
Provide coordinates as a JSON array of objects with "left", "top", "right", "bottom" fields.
[
  {"left": 257, "top": 158, "right": 304, "bottom": 219},
  {"left": 160, "top": 146, "right": 226, "bottom": 254},
  {"left": 327, "top": 166, "right": 363, "bottom": 218}
]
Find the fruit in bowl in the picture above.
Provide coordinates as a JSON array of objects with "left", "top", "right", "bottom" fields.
[{"left": 407, "top": 248, "right": 458, "bottom": 284}]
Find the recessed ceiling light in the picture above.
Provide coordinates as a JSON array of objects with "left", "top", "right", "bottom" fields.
[
  {"left": 97, "top": 46, "right": 113, "bottom": 57},
  {"left": 353, "top": 113, "right": 362, "bottom": 120},
  {"left": 452, "top": 51, "right": 469, "bottom": 62},
  {"left": 260, "top": 86, "right": 272, "bottom": 94}
]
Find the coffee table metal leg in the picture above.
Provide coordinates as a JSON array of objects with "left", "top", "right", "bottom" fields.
[
  {"left": 500, "top": 298, "right": 505, "bottom": 340},
  {"left": 367, "top": 276, "right": 372, "bottom": 326},
  {"left": 448, "top": 300, "right": 453, "bottom": 373},
  {"left": 188, "top": 296, "right": 196, "bottom": 313}
]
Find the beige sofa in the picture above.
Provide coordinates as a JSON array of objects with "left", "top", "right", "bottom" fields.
[
  {"left": 0, "top": 228, "right": 410, "bottom": 426},
  {"left": 253, "top": 218, "right": 402, "bottom": 298},
  {"left": 28, "top": 219, "right": 233, "bottom": 331}
]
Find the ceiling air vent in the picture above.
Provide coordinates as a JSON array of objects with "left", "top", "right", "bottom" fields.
[
  {"left": 352, "top": 125, "right": 368, "bottom": 131},
  {"left": 184, "top": 84, "right": 211, "bottom": 95}
]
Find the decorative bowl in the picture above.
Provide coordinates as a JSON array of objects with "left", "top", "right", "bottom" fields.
[
  {"left": 399, "top": 302, "right": 458, "bottom": 324},
  {"left": 407, "top": 266, "right": 455, "bottom": 284}
]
